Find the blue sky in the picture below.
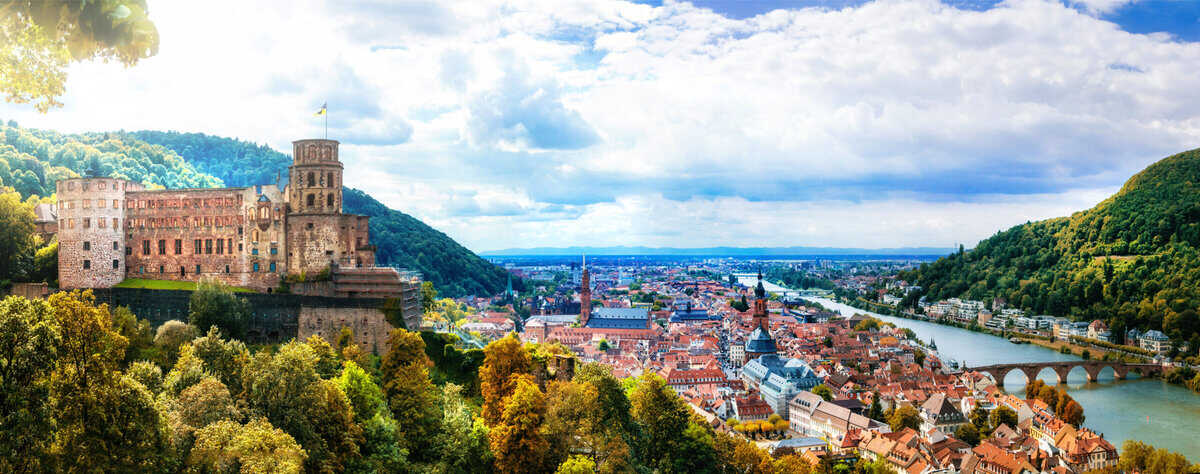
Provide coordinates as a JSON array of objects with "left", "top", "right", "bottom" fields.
[{"left": 1, "top": 0, "right": 1198, "bottom": 252}]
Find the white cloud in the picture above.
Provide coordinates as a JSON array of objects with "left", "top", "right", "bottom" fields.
[{"left": 1, "top": 0, "right": 1197, "bottom": 252}]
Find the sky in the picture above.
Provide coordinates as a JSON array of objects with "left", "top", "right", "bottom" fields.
[{"left": 1, "top": 0, "right": 1199, "bottom": 253}]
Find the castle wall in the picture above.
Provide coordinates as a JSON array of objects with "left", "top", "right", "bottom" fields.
[{"left": 298, "top": 306, "right": 395, "bottom": 355}]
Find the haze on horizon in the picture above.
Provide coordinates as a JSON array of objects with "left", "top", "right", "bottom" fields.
[{"left": 1, "top": 0, "right": 1198, "bottom": 254}]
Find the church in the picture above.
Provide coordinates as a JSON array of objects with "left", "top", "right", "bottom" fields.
[{"left": 740, "top": 273, "right": 822, "bottom": 418}]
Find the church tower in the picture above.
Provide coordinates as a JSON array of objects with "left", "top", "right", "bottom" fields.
[
  {"left": 579, "top": 255, "right": 591, "bottom": 326},
  {"left": 753, "top": 270, "right": 768, "bottom": 331},
  {"left": 744, "top": 271, "right": 776, "bottom": 363}
]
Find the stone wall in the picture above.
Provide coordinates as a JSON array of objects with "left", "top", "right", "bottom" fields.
[{"left": 299, "top": 306, "right": 395, "bottom": 355}]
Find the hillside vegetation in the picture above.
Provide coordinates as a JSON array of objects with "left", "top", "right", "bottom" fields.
[
  {"left": 902, "top": 148, "right": 1200, "bottom": 352},
  {"left": 0, "top": 122, "right": 509, "bottom": 297}
]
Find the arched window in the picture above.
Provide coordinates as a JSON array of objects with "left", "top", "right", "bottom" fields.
[
  {"left": 307, "top": 172, "right": 315, "bottom": 187},
  {"left": 327, "top": 194, "right": 334, "bottom": 208},
  {"left": 306, "top": 194, "right": 315, "bottom": 207}
]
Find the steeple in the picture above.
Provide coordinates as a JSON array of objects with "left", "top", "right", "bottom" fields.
[
  {"left": 755, "top": 270, "right": 766, "bottom": 299},
  {"left": 579, "top": 254, "right": 591, "bottom": 327},
  {"left": 753, "top": 270, "right": 768, "bottom": 331}
]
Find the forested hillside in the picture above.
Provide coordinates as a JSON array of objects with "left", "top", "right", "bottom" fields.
[
  {"left": 901, "top": 148, "right": 1200, "bottom": 351},
  {"left": 0, "top": 122, "right": 510, "bottom": 297},
  {"left": 127, "top": 130, "right": 292, "bottom": 187}
]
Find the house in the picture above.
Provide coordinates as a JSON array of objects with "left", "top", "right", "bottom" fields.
[
  {"left": 1139, "top": 330, "right": 1171, "bottom": 354},
  {"left": 919, "top": 393, "right": 967, "bottom": 434}
]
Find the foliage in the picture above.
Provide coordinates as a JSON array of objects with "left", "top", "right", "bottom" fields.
[
  {"left": 902, "top": 148, "right": 1200, "bottom": 345},
  {"left": 437, "top": 383, "right": 492, "bottom": 473},
  {"left": 188, "top": 279, "right": 251, "bottom": 340},
  {"left": 128, "top": 130, "right": 291, "bottom": 187},
  {"left": 380, "top": 329, "right": 442, "bottom": 463},
  {"left": 0, "top": 189, "right": 37, "bottom": 284},
  {"left": 629, "top": 372, "right": 695, "bottom": 472},
  {"left": 480, "top": 334, "right": 534, "bottom": 425},
  {"left": 989, "top": 405, "right": 1018, "bottom": 430},
  {"left": 153, "top": 319, "right": 198, "bottom": 368},
  {"left": 812, "top": 384, "right": 833, "bottom": 401},
  {"left": 1116, "top": 440, "right": 1197, "bottom": 474},
  {"left": 955, "top": 423, "right": 980, "bottom": 446},
  {"left": 177, "top": 377, "right": 240, "bottom": 428},
  {"left": 188, "top": 418, "right": 306, "bottom": 474},
  {"left": 489, "top": 375, "right": 551, "bottom": 474},
  {"left": 0, "top": 0, "right": 159, "bottom": 112},
  {"left": 189, "top": 326, "right": 249, "bottom": 397},
  {"left": 0, "top": 294, "right": 58, "bottom": 471},
  {"left": 1026, "top": 380, "right": 1086, "bottom": 427},
  {"left": 886, "top": 405, "right": 921, "bottom": 432}
]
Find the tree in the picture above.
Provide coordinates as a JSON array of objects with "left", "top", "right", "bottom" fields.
[
  {"left": 1, "top": 0, "right": 159, "bottom": 112},
  {"left": 1116, "top": 440, "right": 1194, "bottom": 474},
  {"left": 188, "top": 279, "right": 250, "bottom": 340},
  {"left": 0, "top": 295, "right": 59, "bottom": 472},
  {"left": 556, "top": 455, "right": 596, "bottom": 474},
  {"left": 349, "top": 412, "right": 410, "bottom": 474},
  {"left": 489, "top": 375, "right": 550, "bottom": 474},
  {"left": 868, "top": 391, "right": 885, "bottom": 422},
  {"left": 110, "top": 305, "right": 154, "bottom": 365},
  {"left": 153, "top": 320, "right": 198, "bottom": 367},
  {"left": 954, "top": 423, "right": 980, "bottom": 446},
  {"left": 480, "top": 334, "right": 533, "bottom": 425},
  {"left": 420, "top": 281, "right": 438, "bottom": 313},
  {"left": 188, "top": 418, "right": 306, "bottom": 474},
  {"left": 968, "top": 406, "right": 990, "bottom": 435},
  {"left": 380, "top": 329, "right": 442, "bottom": 462},
  {"left": 304, "top": 334, "right": 341, "bottom": 379},
  {"left": 0, "top": 190, "right": 36, "bottom": 279},
  {"left": 163, "top": 343, "right": 208, "bottom": 396},
  {"left": 1060, "top": 399, "right": 1085, "bottom": 428},
  {"left": 811, "top": 384, "right": 833, "bottom": 401},
  {"left": 989, "top": 406, "right": 1018, "bottom": 430},
  {"left": 189, "top": 326, "right": 249, "bottom": 397},
  {"left": 629, "top": 373, "right": 693, "bottom": 472},
  {"left": 337, "top": 360, "right": 387, "bottom": 423},
  {"left": 437, "top": 383, "right": 493, "bottom": 474},
  {"left": 887, "top": 405, "right": 921, "bottom": 432},
  {"left": 177, "top": 377, "right": 240, "bottom": 429},
  {"left": 127, "top": 360, "right": 163, "bottom": 395}
]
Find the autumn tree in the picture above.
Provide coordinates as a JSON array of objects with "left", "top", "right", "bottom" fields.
[
  {"left": 154, "top": 319, "right": 198, "bottom": 367},
  {"left": 1116, "top": 440, "right": 1195, "bottom": 474},
  {"left": 989, "top": 405, "right": 1018, "bottom": 430},
  {"left": 189, "top": 326, "right": 249, "bottom": 396},
  {"left": 188, "top": 279, "right": 250, "bottom": 340},
  {"left": 110, "top": 305, "right": 154, "bottom": 364},
  {"left": 811, "top": 384, "right": 833, "bottom": 401},
  {"left": 380, "top": 328, "right": 442, "bottom": 462},
  {"left": 489, "top": 375, "right": 550, "bottom": 474},
  {"left": 188, "top": 418, "right": 306, "bottom": 474},
  {"left": 0, "top": 0, "right": 159, "bottom": 112},
  {"left": 480, "top": 334, "right": 533, "bottom": 425},
  {"left": 177, "top": 377, "right": 240, "bottom": 429}
]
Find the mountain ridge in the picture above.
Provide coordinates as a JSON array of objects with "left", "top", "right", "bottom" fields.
[{"left": 481, "top": 245, "right": 957, "bottom": 256}]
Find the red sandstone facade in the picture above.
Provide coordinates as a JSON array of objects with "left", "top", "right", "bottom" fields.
[{"left": 55, "top": 139, "right": 378, "bottom": 292}]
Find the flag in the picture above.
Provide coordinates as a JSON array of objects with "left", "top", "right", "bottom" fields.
[{"left": 314, "top": 102, "right": 327, "bottom": 116}]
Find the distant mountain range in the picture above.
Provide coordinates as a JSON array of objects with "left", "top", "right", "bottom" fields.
[{"left": 480, "top": 246, "right": 957, "bottom": 256}]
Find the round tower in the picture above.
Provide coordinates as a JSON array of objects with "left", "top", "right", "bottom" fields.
[
  {"left": 289, "top": 139, "right": 343, "bottom": 214},
  {"left": 56, "top": 177, "right": 135, "bottom": 288}
]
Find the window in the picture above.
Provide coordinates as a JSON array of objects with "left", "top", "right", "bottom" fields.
[
  {"left": 112, "top": 260, "right": 119, "bottom": 269},
  {"left": 306, "top": 194, "right": 315, "bottom": 207},
  {"left": 158, "top": 239, "right": 166, "bottom": 255},
  {"left": 139, "top": 266, "right": 144, "bottom": 274},
  {"left": 143, "top": 240, "right": 150, "bottom": 255},
  {"left": 159, "top": 265, "right": 164, "bottom": 273},
  {"left": 113, "top": 199, "right": 118, "bottom": 208},
  {"left": 238, "top": 243, "right": 243, "bottom": 252},
  {"left": 112, "top": 218, "right": 118, "bottom": 229},
  {"left": 83, "top": 241, "right": 90, "bottom": 251},
  {"left": 98, "top": 218, "right": 106, "bottom": 228},
  {"left": 307, "top": 172, "right": 315, "bottom": 187},
  {"left": 194, "top": 239, "right": 202, "bottom": 254},
  {"left": 83, "top": 218, "right": 90, "bottom": 228},
  {"left": 112, "top": 241, "right": 119, "bottom": 251},
  {"left": 270, "top": 247, "right": 277, "bottom": 255},
  {"left": 225, "top": 265, "right": 230, "bottom": 274},
  {"left": 328, "top": 172, "right": 335, "bottom": 187},
  {"left": 174, "top": 239, "right": 182, "bottom": 255},
  {"left": 82, "top": 200, "right": 90, "bottom": 209},
  {"left": 306, "top": 223, "right": 313, "bottom": 230},
  {"left": 126, "top": 247, "right": 132, "bottom": 255},
  {"left": 195, "top": 265, "right": 201, "bottom": 274},
  {"left": 253, "top": 230, "right": 259, "bottom": 242},
  {"left": 228, "top": 239, "right": 233, "bottom": 253},
  {"left": 98, "top": 199, "right": 105, "bottom": 208},
  {"left": 252, "top": 248, "right": 258, "bottom": 255},
  {"left": 217, "top": 239, "right": 224, "bottom": 254},
  {"left": 205, "top": 239, "right": 213, "bottom": 254},
  {"left": 83, "top": 260, "right": 91, "bottom": 269},
  {"left": 327, "top": 194, "right": 334, "bottom": 208},
  {"left": 269, "top": 262, "right": 276, "bottom": 272},
  {"left": 253, "top": 263, "right": 259, "bottom": 272}
]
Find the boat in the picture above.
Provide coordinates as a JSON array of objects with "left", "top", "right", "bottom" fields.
[{"left": 1009, "top": 337, "right": 1029, "bottom": 344}]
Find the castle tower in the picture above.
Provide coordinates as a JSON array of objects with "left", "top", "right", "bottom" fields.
[
  {"left": 286, "top": 139, "right": 350, "bottom": 274},
  {"left": 289, "top": 139, "right": 343, "bottom": 215},
  {"left": 56, "top": 177, "right": 139, "bottom": 288},
  {"left": 579, "top": 255, "right": 591, "bottom": 326}
]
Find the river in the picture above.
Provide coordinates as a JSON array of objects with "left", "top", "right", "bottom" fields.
[{"left": 807, "top": 297, "right": 1200, "bottom": 460}]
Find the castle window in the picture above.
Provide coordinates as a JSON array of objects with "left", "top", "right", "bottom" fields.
[
  {"left": 269, "top": 262, "right": 276, "bottom": 272},
  {"left": 253, "top": 230, "right": 259, "bottom": 242},
  {"left": 159, "top": 265, "right": 164, "bottom": 273},
  {"left": 126, "top": 247, "right": 132, "bottom": 256},
  {"left": 328, "top": 172, "right": 335, "bottom": 187},
  {"left": 98, "top": 182, "right": 106, "bottom": 190},
  {"left": 205, "top": 239, "right": 213, "bottom": 254},
  {"left": 83, "top": 241, "right": 90, "bottom": 251},
  {"left": 98, "top": 218, "right": 106, "bottom": 228},
  {"left": 228, "top": 239, "right": 233, "bottom": 253},
  {"left": 68, "top": 182, "right": 75, "bottom": 191},
  {"left": 252, "top": 248, "right": 258, "bottom": 255},
  {"left": 139, "top": 266, "right": 144, "bottom": 274},
  {"left": 98, "top": 199, "right": 105, "bottom": 209},
  {"left": 307, "top": 172, "right": 315, "bottom": 187},
  {"left": 194, "top": 239, "right": 202, "bottom": 254},
  {"left": 174, "top": 239, "right": 182, "bottom": 255},
  {"left": 82, "top": 200, "right": 89, "bottom": 209},
  {"left": 306, "top": 223, "right": 313, "bottom": 230},
  {"left": 306, "top": 194, "right": 315, "bottom": 207},
  {"left": 196, "top": 265, "right": 201, "bottom": 274},
  {"left": 253, "top": 263, "right": 259, "bottom": 272},
  {"left": 270, "top": 247, "right": 277, "bottom": 255},
  {"left": 82, "top": 183, "right": 88, "bottom": 192},
  {"left": 327, "top": 194, "right": 334, "bottom": 208},
  {"left": 113, "top": 241, "right": 119, "bottom": 251},
  {"left": 180, "top": 266, "right": 186, "bottom": 276},
  {"left": 217, "top": 239, "right": 224, "bottom": 254},
  {"left": 225, "top": 265, "right": 230, "bottom": 273},
  {"left": 238, "top": 243, "right": 243, "bottom": 252},
  {"left": 112, "top": 260, "right": 119, "bottom": 269},
  {"left": 158, "top": 240, "right": 166, "bottom": 255},
  {"left": 83, "top": 218, "right": 90, "bottom": 228},
  {"left": 112, "top": 218, "right": 118, "bottom": 229},
  {"left": 238, "top": 226, "right": 243, "bottom": 235},
  {"left": 143, "top": 240, "right": 150, "bottom": 255},
  {"left": 83, "top": 260, "right": 90, "bottom": 269},
  {"left": 113, "top": 199, "right": 118, "bottom": 209}
]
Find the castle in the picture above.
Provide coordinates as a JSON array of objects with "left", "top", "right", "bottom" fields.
[{"left": 55, "top": 138, "right": 376, "bottom": 292}]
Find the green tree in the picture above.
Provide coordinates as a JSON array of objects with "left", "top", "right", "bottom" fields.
[
  {"left": 887, "top": 405, "right": 921, "bottom": 432},
  {"left": 188, "top": 279, "right": 250, "bottom": 340},
  {"left": 153, "top": 319, "right": 198, "bottom": 368},
  {"left": 954, "top": 423, "right": 980, "bottom": 446},
  {"left": 421, "top": 281, "right": 438, "bottom": 313},
  {"left": 380, "top": 329, "right": 442, "bottom": 462},
  {"left": 629, "top": 373, "right": 696, "bottom": 472},
  {"left": 437, "top": 383, "right": 493, "bottom": 474},
  {"left": 1116, "top": 440, "right": 1195, "bottom": 474},
  {"left": 811, "top": 384, "right": 833, "bottom": 401},
  {"left": 177, "top": 377, "right": 240, "bottom": 429},
  {"left": 110, "top": 305, "right": 154, "bottom": 365},
  {"left": 163, "top": 343, "right": 208, "bottom": 396},
  {"left": 188, "top": 418, "right": 306, "bottom": 474},
  {"left": 989, "top": 405, "right": 1018, "bottom": 430},
  {"left": 0, "top": 190, "right": 36, "bottom": 279},
  {"left": 189, "top": 326, "right": 249, "bottom": 397},
  {"left": 868, "top": 391, "right": 885, "bottom": 422},
  {"left": 0, "top": 0, "right": 159, "bottom": 112},
  {"left": 556, "top": 455, "right": 597, "bottom": 474},
  {"left": 127, "top": 360, "right": 163, "bottom": 395},
  {"left": 0, "top": 295, "right": 59, "bottom": 471},
  {"left": 348, "top": 412, "right": 409, "bottom": 473}
]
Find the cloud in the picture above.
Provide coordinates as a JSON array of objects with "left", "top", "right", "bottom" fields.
[{"left": 1, "top": 0, "right": 1197, "bottom": 252}]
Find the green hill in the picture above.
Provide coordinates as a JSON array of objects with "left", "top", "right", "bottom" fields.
[
  {"left": 0, "top": 122, "right": 511, "bottom": 297},
  {"left": 902, "top": 148, "right": 1200, "bottom": 352}
]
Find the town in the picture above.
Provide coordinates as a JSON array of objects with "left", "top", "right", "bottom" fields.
[{"left": 427, "top": 256, "right": 1142, "bottom": 473}]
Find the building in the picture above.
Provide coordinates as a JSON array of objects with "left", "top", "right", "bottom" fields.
[
  {"left": 53, "top": 138, "right": 391, "bottom": 292},
  {"left": 743, "top": 273, "right": 776, "bottom": 363},
  {"left": 742, "top": 354, "right": 822, "bottom": 417},
  {"left": 668, "top": 299, "right": 718, "bottom": 323},
  {"left": 1139, "top": 330, "right": 1171, "bottom": 354},
  {"left": 789, "top": 391, "right": 888, "bottom": 443},
  {"left": 585, "top": 307, "right": 651, "bottom": 330},
  {"left": 918, "top": 393, "right": 967, "bottom": 433}
]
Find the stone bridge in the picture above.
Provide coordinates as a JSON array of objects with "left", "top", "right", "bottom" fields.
[{"left": 969, "top": 361, "right": 1164, "bottom": 389}]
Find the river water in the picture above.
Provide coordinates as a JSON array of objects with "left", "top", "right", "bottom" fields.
[{"left": 809, "top": 297, "right": 1200, "bottom": 460}]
